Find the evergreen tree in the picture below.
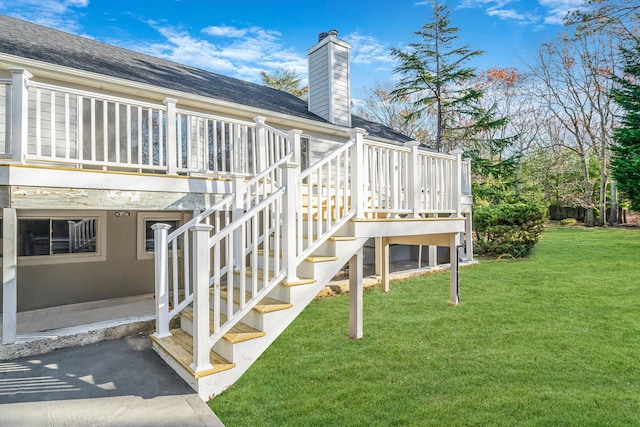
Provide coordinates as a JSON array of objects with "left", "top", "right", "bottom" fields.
[
  {"left": 611, "top": 40, "right": 640, "bottom": 211},
  {"left": 390, "top": 1, "right": 500, "bottom": 152},
  {"left": 260, "top": 67, "right": 308, "bottom": 100}
]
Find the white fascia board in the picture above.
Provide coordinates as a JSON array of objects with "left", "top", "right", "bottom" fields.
[{"left": 0, "top": 165, "right": 231, "bottom": 194}]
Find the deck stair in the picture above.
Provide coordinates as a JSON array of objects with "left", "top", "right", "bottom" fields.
[{"left": 150, "top": 124, "right": 472, "bottom": 400}]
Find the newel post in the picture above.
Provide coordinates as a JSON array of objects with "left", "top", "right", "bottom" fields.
[
  {"left": 163, "top": 98, "right": 178, "bottom": 175},
  {"left": 280, "top": 161, "right": 299, "bottom": 283},
  {"left": 254, "top": 116, "right": 267, "bottom": 172},
  {"left": 407, "top": 141, "right": 421, "bottom": 218},
  {"left": 349, "top": 128, "right": 367, "bottom": 219},
  {"left": 9, "top": 68, "right": 32, "bottom": 164},
  {"left": 152, "top": 223, "right": 172, "bottom": 339},
  {"left": 450, "top": 149, "right": 464, "bottom": 217},
  {"left": 190, "top": 223, "right": 214, "bottom": 373},
  {"left": 288, "top": 129, "right": 303, "bottom": 166}
]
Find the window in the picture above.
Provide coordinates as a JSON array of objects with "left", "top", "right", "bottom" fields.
[
  {"left": 137, "top": 212, "right": 184, "bottom": 260},
  {"left": 11, "top": 211, "right": 106, "bottom": 265},
  {"left": 19, "top": 218, "right": 97, "bottom": 256}
]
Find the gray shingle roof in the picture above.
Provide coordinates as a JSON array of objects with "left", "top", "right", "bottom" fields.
[{"left": 0, "top": 14, "right": 412, "bottom": 143}]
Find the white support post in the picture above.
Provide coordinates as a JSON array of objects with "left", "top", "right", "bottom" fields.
[
  {"left": 429, "top": 244, "right": 438, "bottom": 268},
  {"left": 381, "top": 237, "right": 390, "bottom": 293},
  {"left": 280, "top": 161, "right": 299, "bottom": 283},
  {"left": 374, "top": 237, "right": 382, "bottom": 277},
  {"left": 407, "top": 141, "right": 420, "bottom": 218},
  {"left": 465, "top": 211, "right": 474, "bottom": 262},
  {"left": 449, "top": 233, "right": 460, "bottom": 305},
  {"left": 349, "top": 245, "right": 364, "bottom": 339},
  {"left": 163, "top": 98, "right": 178, "bottom": 175},
  {"left": 152, "top": 223, "right": 172, "bottom": 339},
  {"left": 288, "top": 129, "right": 303, "bottom": 166},
  {"left": 2, "top": 208, "right": 17, "bottom": 344},
  {"left": 254, "top": 116, "right": 267, "bottom": 172},
  {"left": 190, "top": 223, "right": 214, "bottom": 373},
  {"left": 349, "top": 128, "right": 367, "bottom": 219},
  {"left": 450, "top": 149, "right": 464, "bottom": 217},
  {"left": 9, "top": 68, "right": 32, "bottom": 164},
  {"left": 429, "top": 213, "right": 438, "bottom": 268},
  {"left": 232, "top": 174, "right": 246, "bottom": 269}
]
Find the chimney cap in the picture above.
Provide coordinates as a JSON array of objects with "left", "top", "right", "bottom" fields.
[{"left": 318, "top": 29, "right": 339, "bottom": 42}]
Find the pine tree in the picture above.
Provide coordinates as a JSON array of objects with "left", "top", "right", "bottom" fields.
[
  {"left": 390, "top": 1, "right": 497, "bottom": 152},
  {"left": 611, "top": 40, "right": 640, "bottom": 211}
]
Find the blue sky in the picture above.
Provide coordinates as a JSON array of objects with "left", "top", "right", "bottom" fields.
[{"left": 0, "top": 0, "right": 584, "bottom": 93}]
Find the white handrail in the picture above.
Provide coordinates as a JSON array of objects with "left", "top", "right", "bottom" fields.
[{"left": 207, "top": 187, "right": 286, "bottom": 345}]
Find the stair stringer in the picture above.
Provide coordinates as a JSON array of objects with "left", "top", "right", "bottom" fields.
[{"left": 190, "top": 236, "right": 369, "bottom": 401}]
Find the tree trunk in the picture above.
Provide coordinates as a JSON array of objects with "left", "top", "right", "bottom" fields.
[
  {"left": 580, "top": 153, "right": 595, "bottom": 227},
  {"left": 609, "top": 180, "right": 618, "bottom": 225},
  {"left": 598, "top": 143, "right": 607, "bottom": 227}
]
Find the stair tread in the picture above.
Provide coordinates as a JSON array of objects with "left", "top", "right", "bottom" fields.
[
  {"left": 235, "top": 268, "right": 315, "bottom": 285},
  {"left": 216, "top": 288, "right": 293, "bottom": 314},
  {"left": 256, "top": 249, "right": 337, "bottom": 264},
  {"left": 282, "top": 277, "right": 317, "bottom": 287},
  {"left": 181, "top": 309, "right": 266, "bottom": 344},
  {"left": 150, "top": 329, "right": 235, "bottom": 378},
  {"left": 305, "top": 255, "right": 338, "bottom": 263}
]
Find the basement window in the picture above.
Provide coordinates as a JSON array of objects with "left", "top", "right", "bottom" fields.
[
  {"left": 137, "top": 212, "right": 183, "bottom": 260},
  {"left": 14, "top": 211, "right": 106, "bottom": 265}
]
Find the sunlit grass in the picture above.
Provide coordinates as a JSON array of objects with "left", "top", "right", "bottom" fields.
[{"left": 210, "top": 226, "right": 640, "bottom": 426}]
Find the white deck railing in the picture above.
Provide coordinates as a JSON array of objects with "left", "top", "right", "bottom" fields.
[
  {"left": 152, "top": 126, "right": 471, "bottom": 371},
  {"left": 2, "top": 69, "right": 292, "bottom": 176}
]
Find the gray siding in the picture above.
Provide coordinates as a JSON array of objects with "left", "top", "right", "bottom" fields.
[{"left": 11, "top": 210, "right": 183, "bottom": 311}]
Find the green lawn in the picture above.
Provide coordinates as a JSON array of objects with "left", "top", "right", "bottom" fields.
[{"left": 210, "top": 226, "right": 640, "bottom": 426}]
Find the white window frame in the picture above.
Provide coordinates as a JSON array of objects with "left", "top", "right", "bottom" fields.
[
  {"left": 15, "top": 210, "right": 107, "bottom": 266},
  {"left": 136, "top": 212, "right": 184, "bottom": 260}
]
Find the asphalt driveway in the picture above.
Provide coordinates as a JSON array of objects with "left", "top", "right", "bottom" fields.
[{"left": 0, "top": 335, "right": 224, "bottom": 426}]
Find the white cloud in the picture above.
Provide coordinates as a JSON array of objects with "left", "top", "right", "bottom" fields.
[
  {"left": 458, "top": 0, "right": 514, "bottom": 9},
  {"left": 538, "top": 0, "right": 584, "bottom": 24},
  {"left": 202, "top": 25, "right": 248, "bottom": 38},
  {"left": 1, "top": 0, "right": 89, "bottom": 33},
  {"left": 346, "top": 32, "right": 395, "bottom": 65},
  {"left": 129, "top": 23, "right": 307, "bottom": 84}
]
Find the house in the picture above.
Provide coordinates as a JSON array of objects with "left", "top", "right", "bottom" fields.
[{"left": 0, "top": 16, "right": 473, "bottom": 399}]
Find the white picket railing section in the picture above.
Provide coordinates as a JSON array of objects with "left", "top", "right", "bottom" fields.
[
  {"left": 297, "top": 136, "right": 355, "bottom": 262},
  {"left": 153, "top": 194, "right": 234, "bottom": 338},
  {"left": 2, "top": 70, "right": 292, "bottom": 176}
]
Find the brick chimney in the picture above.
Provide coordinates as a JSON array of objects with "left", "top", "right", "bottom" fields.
[{"left": 307, "top": 30, "right": 351, "bottom": 127}]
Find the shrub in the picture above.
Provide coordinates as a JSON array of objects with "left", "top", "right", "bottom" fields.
[
  {"left": 474, "top": 202, "right": 547, "bottom": 258},
  {"left": 560, "top": 218, "right": 577, "bottom": 226}
]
